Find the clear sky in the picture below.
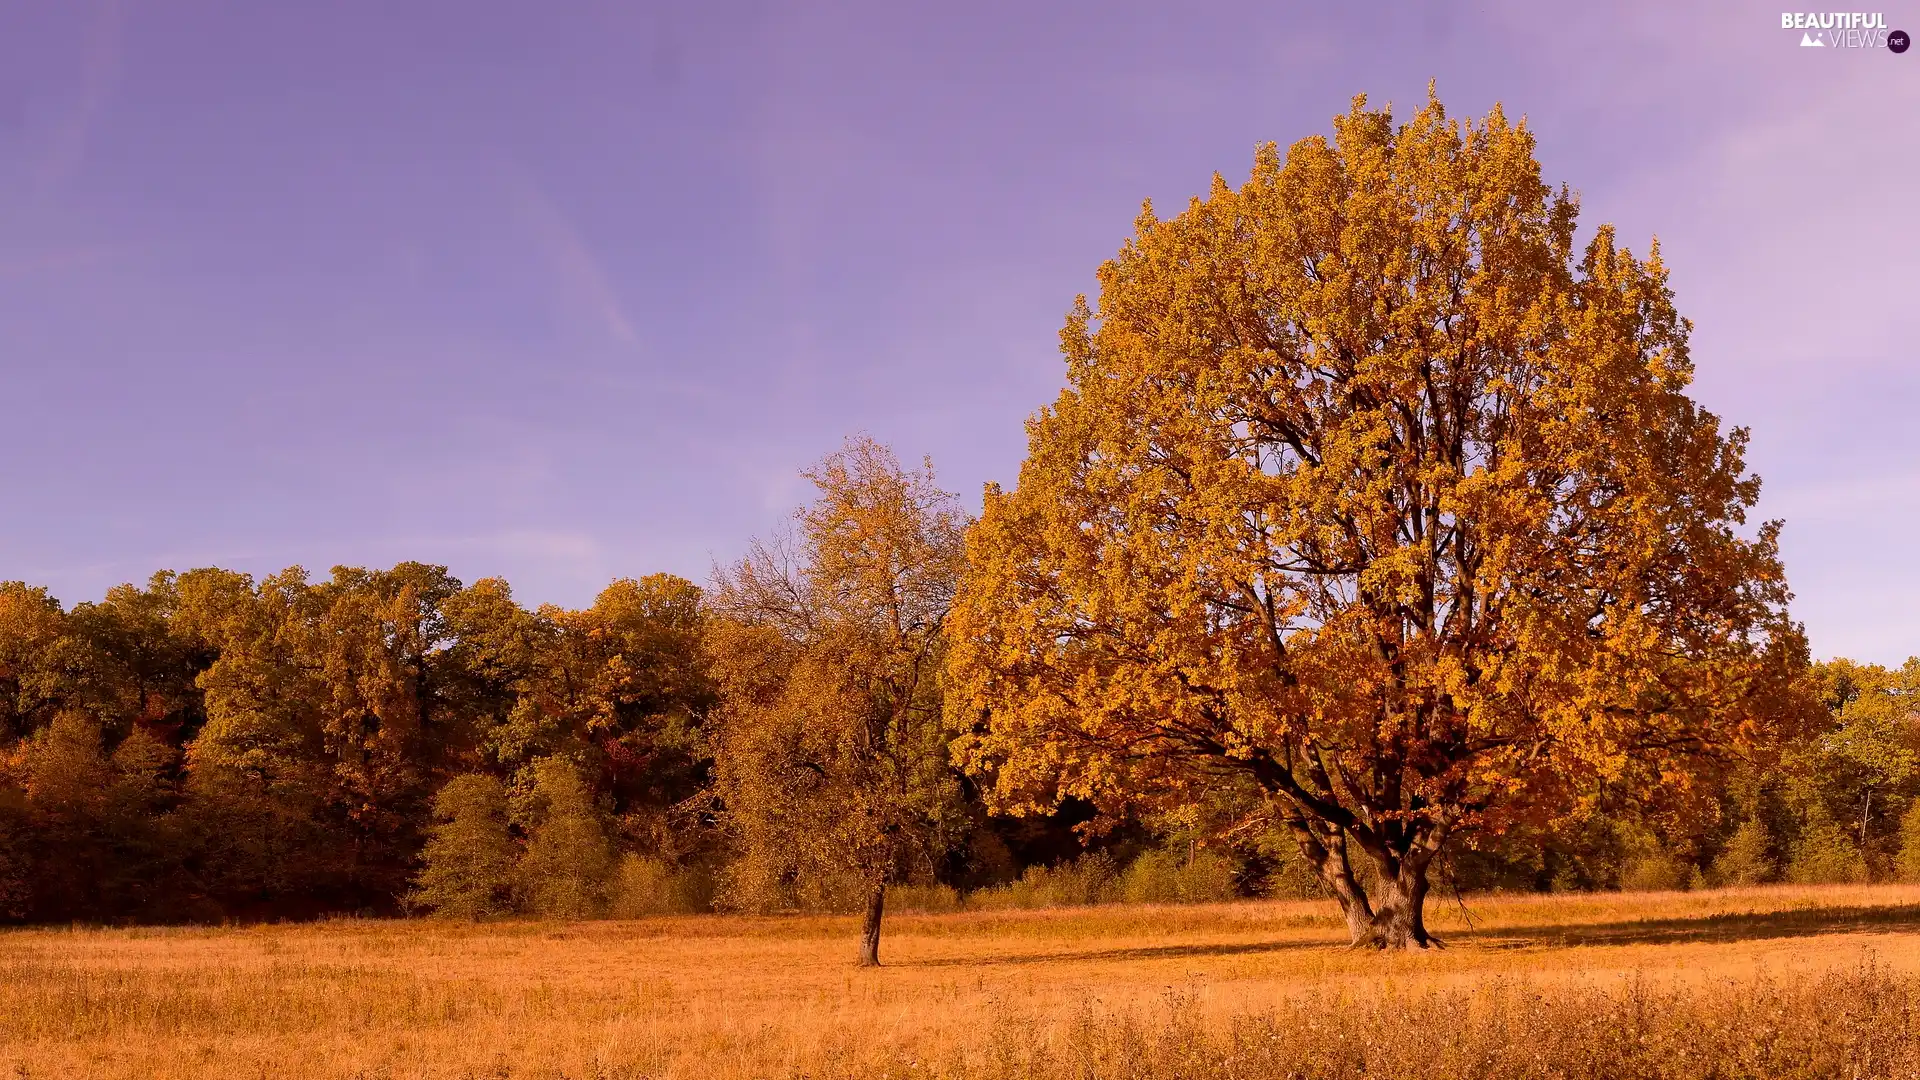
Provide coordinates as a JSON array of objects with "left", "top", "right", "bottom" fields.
[{"left": 1, "top": 1, "right": 1915, "bottom": 663}]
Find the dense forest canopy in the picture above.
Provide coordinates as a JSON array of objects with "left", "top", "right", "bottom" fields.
[
  {"left": 0, "top": 565, "right": 715, "bottom": 920},
  {"left": 1, "top": 553, "right": 1916, "bottom": 927}
]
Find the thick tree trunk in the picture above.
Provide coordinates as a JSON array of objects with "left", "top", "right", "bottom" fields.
[
  {"left": 1270, "top": 786, "right": 1447, "bottom": 950},
  {"left": 1361, "top": 861, "right": 1437, "bottom": 950},
  {"left": 857, "top": 881, "right": 886, "bottom": 967},
  {"left": 1284, "top": 819, "right": 1441, "bottom": 949}
]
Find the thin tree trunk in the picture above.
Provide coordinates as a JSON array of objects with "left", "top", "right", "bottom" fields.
[{"left": 857, "top": 881, "right": 886, "bottom": 967}]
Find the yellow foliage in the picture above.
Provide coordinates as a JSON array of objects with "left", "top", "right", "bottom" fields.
[
  {"left": 707, "top": 437, "right": 969, "bottom": 962},
  {"left": 947, "top": 90, "right": 1811, "bottom": 950}
]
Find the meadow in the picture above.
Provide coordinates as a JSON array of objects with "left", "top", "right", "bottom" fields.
[{"left": 4, "top": 884, "right": 1920, "bottom": 1079}]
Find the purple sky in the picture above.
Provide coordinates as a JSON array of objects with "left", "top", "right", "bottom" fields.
[{"left": 2, "top": 1, "right": 1915, "bottom": 663}]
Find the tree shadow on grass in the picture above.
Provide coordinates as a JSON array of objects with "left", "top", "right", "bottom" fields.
[
  {"left": 1453, "top": 902, "right": 1920, "bottom": 951},
  {"left": 908, "top": 938, "right": 1327, "bottom": 968},
  {"left": 903, "top": 903, "right": 1920, "bottom": 967}
]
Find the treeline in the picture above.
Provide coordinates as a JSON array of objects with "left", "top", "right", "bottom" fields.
[
  {"left": 1450, "top": 655, "right": 1920, "bottom": 892},
  {"left": 0, "top": 562, "right": 719, "bottom": 921},
  {"left": 2, "top": 450, "right": 1917, "bottom": 928}
]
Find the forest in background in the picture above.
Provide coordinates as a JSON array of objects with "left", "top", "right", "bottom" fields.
[{"left": 1, "top": 547, "right": 1916, "bottom": 925}]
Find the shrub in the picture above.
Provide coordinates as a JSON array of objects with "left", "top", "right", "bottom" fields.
[
  {"left": 1118, "top": 847, "right": 1240, "bottom": 904},
  {"left": 962, "top": 848, "right": 1245, "bottom": 910},
  {"left": 1619, "top": 848, "right": 1693, "bottom": 893},
  {"left": 718, "top": 860, "right": 878, "bottom": 914},
  {"left": 970, "top": 853, "right": 1118, "bottom": 910},
  {"left": 1117, "top": 848, "right": 1182, "bottom": 903},
  {"left": 1262, "top": 846, "right": 1329, "bottom": 899},
  {"left": 887, "top": 882, "right": 964, "bottom": 913},
  {"left": 1786, "top": 808, "right": 1870, "bottom": 885},
  {"left": 609, "top": 854, "right": 715, "bottom": 917},
  {"left": 410, "top": 774, "right": 517, "bottom": 919}
]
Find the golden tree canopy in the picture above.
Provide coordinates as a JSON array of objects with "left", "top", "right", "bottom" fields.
[{"left": 946, "top": 91, "right": 1808, "bottom": 947}]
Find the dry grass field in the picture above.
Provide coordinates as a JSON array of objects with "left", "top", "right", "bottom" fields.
[{"left": 4, "top": 884, "right": 1920, "bottom": 1079}]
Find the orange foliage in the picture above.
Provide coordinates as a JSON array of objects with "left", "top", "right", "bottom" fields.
[{"left": 947, "top": 90, "right": 1813, "bottom": 948}]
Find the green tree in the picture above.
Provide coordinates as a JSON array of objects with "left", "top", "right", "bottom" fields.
[
  {"left": 0, "top": 783, "right": 28, "bottom": 920},
  {"left": 175, "top": 566, "right": 365, "bottom": 910},
  {"left": 102, "top": 726, "right": 185, "bottom": 916},
  {"left": 514, "top": 756, "right": 614, "bottom": 918},
  {"left": 412, "top": 774, "right": 518, "bottom": 918},
  {"left": 0, "top": 582, "right": 70, "bottom": 743},
  {"left": 1805, "top": 659, "right": 1920, "bottom": 870},
  {"left": 180, "top": 562, "right": 485, "bottom": 909},
  {"left": 1786, "top": 803, "right": 1869, "bottom": 885},
  {"left": 1895, "top": 800, "right": 1920, "bottom": 883},
  {"left": 447, "top": 574, "right": 716, "bottom": 869},
  {"left": 62, "top": 574, "right": 213, "bottom": 747},
  {"left": 18, "top": 711, "right": 113, "bottom": 917},
  {"left": 303, "top": 563, "right": 469, "bottom": 862},
  {"left": 1709, "top": 816, "right": 1777, "bottom": 886}
]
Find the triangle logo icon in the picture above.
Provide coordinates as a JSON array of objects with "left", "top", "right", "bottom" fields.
[{"left": 1801, "top": 31, "right": 1825, "bottom": 45}]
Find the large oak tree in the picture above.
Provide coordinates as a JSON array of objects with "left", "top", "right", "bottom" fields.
[{"left": 946, "top": 92, "right": 1809, "bottom": 948}]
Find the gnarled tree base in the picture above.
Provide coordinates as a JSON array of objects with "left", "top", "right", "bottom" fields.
[{"left": 1350, "top": 929, "right": 1446, "bottom": 951}]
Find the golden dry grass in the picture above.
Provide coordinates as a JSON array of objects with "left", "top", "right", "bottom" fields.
[{"left": 4, "top": 884, "right": 1920, "bottom": 1079}]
